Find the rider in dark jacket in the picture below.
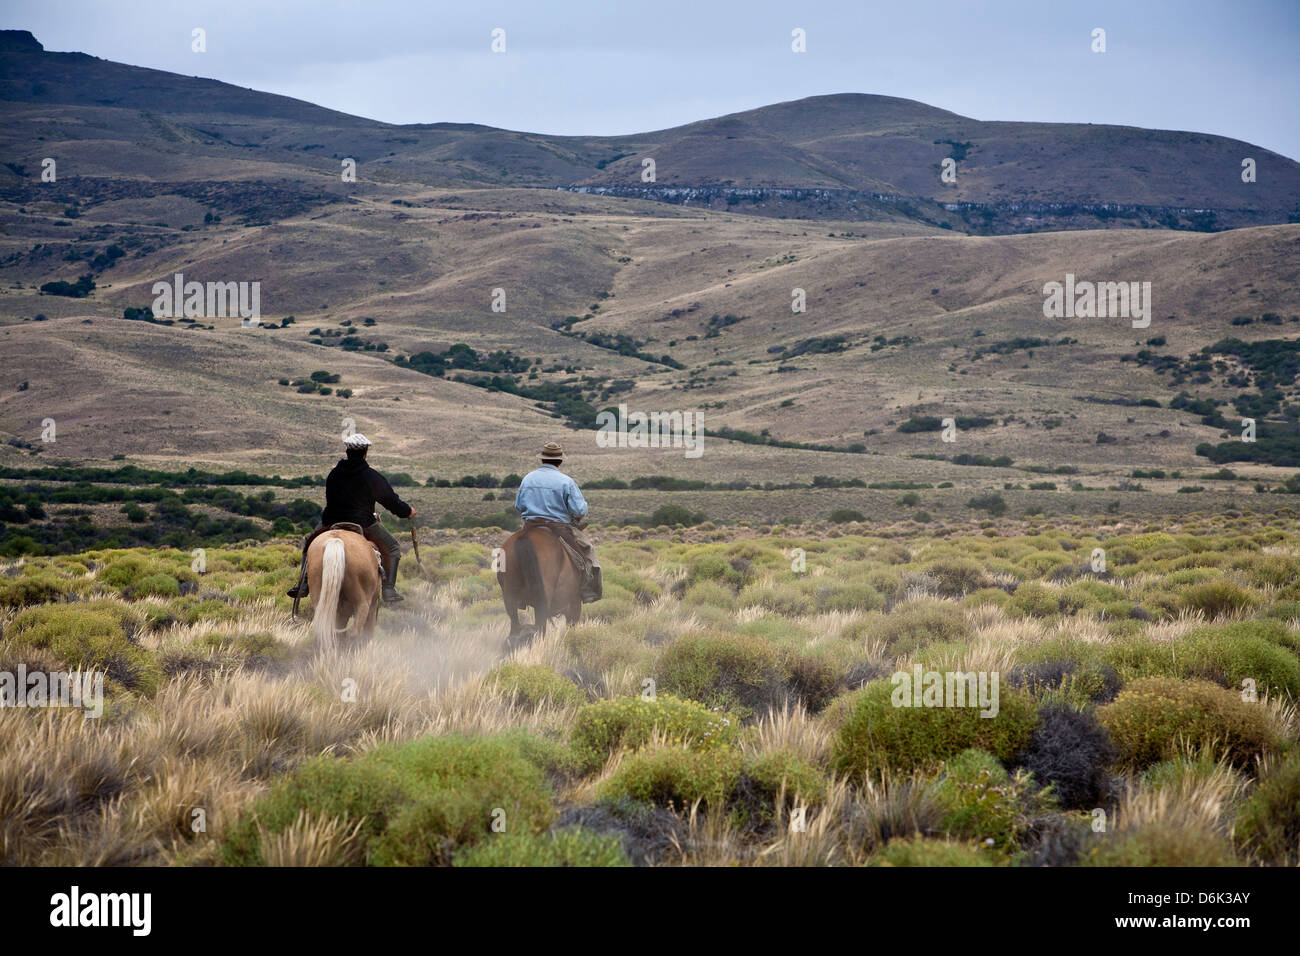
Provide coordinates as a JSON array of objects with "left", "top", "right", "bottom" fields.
[{"left": 287, "top": 433, "right": 415, "bottom": 603}]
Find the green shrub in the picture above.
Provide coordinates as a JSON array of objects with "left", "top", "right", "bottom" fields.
[
  {"left": 740, "top": 581, "right": 813, "bottom": 616},
  {"left": 872, "top": 835, "right": 998, "bottom": 867},
  {"left": 221, "top": 733, "right": 557, "bottom": 866},
  {"left": 1262, "top": 600, "right": 1300, "bottom": 624},
  {"left": 967, "top": 493, "right": 1007, "bottom": 517},
  {"left": 133, "top": 573, "right": 180, "bottom": 598},
  {"left": 1180, "top": 580, "right": 1256, "bottom": 617},
  {"left": 1017, "top": 552, "right": 1071, "bottom": 577},
  {"left": 486, "top": 663, "right": 585, "bottom": 709},
  {"left": 685, "top": 553, "right": 745, "bottom": 590},
  {"left": 682, "top": 579, "right": 736, "bottom": 610},
  {"left": 1101, "top": 637, "right": 1181, "bottom": 682},
  {"left": 1059, "top": 579, "right": 1126, "bottom": 614},
  {"left": 1009, "top": 581, "right": 1061, "bottom": 617},
  {"left": 1232, "top": 553, "right": 1298, "bottom": 589},
  {"left": 1234, "top": 750, "right": 1300, "bottom": 864},
  {"left": 1184, "top": 624, "right": 1300, "bottom": 698},
  {"left": 922, "top": 559, "right": 991, "bottom": 596},
  {"left": 98, "top": 553, "right": 194, "bottom": 592},
  {"left": 8, "top": 600, "right": 161, "bottom": 695},
  {"left": 1103, "top": 625, "right": 1300, "bottom": 699},
  {"left": 782, "top": 651, "right": 845, "bottom": 712},
  {"left": 1097, "top": 677, "right": 1278, "bottom": 770},
  {"left": 873, "top": 601, "right": 972, "bottom": 655},
  {"left": 655, "top": 631, "right": 786, "bottom": 715},
  {"left": 964, "top": 587, "right": 1010, "bottom": 609},
  {"left": 602, "top": 568, "right": 661, "bottom": 604},
  {"left": 933, "top": 749, "right": 1051, "bottom": 851},
  {"left": 569, "top": 695, "right": 738, "bottom": 773},
  {"left": 1213, "top": 617, "right": 1300, "bottom": 653},
  {"left": 598, "top": 747, "right": 743, "bottom": 810},
  {"left": 598, "top": 746, "right": 824, "bottom": 828},
  {"left": 866, "top": 568, "right": 903, "bottom": 596},
  {"left": 0, "top": 571, "right": 73, "bottom": 608},
  {"left": 1086, "top": 826, "right": 1240, "bottom": 867},
  {"left": 166, "top": 596, "right": 242, "bottom": 625},
  {"left": 453, "top": 827, "right": 630, "bottom": 867},
  {"left": 735, "top": 749, "right": 827, "bottom": 826},
  {"left": 831, "top": 680, "right": 1038, "bottom": 777},
  {"left": 814, "top": 582, "right": 884, "bottom": 613},
  {"left": 1010, "top": 656, "right": 1121, "bottom": 708}
]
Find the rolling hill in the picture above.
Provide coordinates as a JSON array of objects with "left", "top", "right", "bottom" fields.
[{"left": 1, "top": 27, "right": 1298, "bottom": 510}]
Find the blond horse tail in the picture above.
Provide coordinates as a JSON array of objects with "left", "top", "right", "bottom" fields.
[{"left": 313, "top": 537, "right": 346, "bottom": 652}]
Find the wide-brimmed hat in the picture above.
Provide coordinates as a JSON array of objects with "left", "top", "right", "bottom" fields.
[{"left": 538, "top": 441, "right": 565, "bottom": 460}]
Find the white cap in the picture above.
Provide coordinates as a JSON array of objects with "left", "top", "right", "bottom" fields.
[{"left": 344, "top": 433, "right": 371, "bottom": 449}]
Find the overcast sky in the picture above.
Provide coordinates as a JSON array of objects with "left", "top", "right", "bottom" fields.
[{"left": 6, "top": 0, "right": 1299, "bottom": 158}]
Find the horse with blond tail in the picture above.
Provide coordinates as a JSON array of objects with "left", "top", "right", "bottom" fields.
[{"left": 305, "top": 528, "right": 382, "bottom": 652}]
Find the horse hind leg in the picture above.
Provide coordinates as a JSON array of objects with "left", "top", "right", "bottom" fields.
[
  {"left": 500, "top": 575, "right": 522, "bottom": 640},
  {"left": 336, "top": 602, "right": 353, "bottom": 643},
  {"left": 504, "top": 609, "right": 525, "bottom": 653},
  {"left": 364, "top": 595, "right": 380, "bottom": 639},
  {"left": 532, "top": 596, "right": 552, "bottom": 638}
]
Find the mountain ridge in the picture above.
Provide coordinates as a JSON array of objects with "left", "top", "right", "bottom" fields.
[
  {"left": 2, "top": 29, "right": 1297, "bottom": 231},
  {"left": 2, "top": 29, "right": 1298, "bottom": 489}
]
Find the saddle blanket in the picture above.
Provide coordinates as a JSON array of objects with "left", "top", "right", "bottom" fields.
[{"left": 524, "top": 519, "right": 593, "bottom": 577}]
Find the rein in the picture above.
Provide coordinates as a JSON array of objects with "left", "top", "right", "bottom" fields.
[{"left": 410, "top": 519, "right": 430, "bottom": 576}]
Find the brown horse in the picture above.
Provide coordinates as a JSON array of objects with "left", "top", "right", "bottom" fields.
[
  {"left": 306, "top": 529, "right": 382, "bottom": 652},
  {"left": 497, "top": 523, "right": 582, "bottom": 648}
]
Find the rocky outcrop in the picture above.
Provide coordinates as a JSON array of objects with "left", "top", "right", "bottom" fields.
[
  {"left": 0, "top": 30, "right": 44, "bottom": 53},
  {"left": 558, "top": 184, "right": 1281, "bottom": 234}
]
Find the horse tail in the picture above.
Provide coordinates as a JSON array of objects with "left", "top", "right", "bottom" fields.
[
  {"left": 516, "top": 532, "right": 549, "bottom": 626},
  {"left": 313, "top": 537, "right": 346, "bottom": 652}
]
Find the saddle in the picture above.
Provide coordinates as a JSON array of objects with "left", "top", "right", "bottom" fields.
[
  {"left": 523, "top": 519, "right": 590, "bottom": 578},
  {"left": 325, "top": 522, "right": 383, "bottom": 574}
]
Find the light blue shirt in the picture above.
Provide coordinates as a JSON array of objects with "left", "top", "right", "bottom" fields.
[{"left": 515, "top": 465, "right": 588, "bottom": 522}]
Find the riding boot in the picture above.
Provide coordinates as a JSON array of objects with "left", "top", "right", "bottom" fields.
[
  {"left": 382, "top": 552, "right": 404, "bottom": 603},
  {"left": 286, "top": 548, "right": 310, "bottom": 598}
]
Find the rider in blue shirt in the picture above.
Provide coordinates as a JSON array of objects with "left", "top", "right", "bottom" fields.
[{"left": 515, "top": 441, "right": 602, "bottom": 601}]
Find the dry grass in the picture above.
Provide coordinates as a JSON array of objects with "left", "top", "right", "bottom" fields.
[
  {"left": 3, "top": 518, "right": 1298, "bottom": 866},
  {"left": 0, "top": 602, "right": 523, "bottom": 864},
  {"left": 1116, "top": 758, "right": 1247, "bottom": 836},
  {"left": 258, "top": 811, "right": 367, "bottom": 867}
]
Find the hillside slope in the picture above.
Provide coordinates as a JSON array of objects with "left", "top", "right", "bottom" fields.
[{"left": 2, "top": 30, "right": 1297, "bottom": 230}]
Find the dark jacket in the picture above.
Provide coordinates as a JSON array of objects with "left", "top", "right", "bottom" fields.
[{"left": 321, "top": 457, "right": 412, "bottom": 527}]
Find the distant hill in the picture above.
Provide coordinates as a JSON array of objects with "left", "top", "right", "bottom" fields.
[
  {"left": 2, "top": 29, "right": 1298, "bottom": 493},
  {"left": 2, "top": 30, "right": 1298, "bottom": 232}
]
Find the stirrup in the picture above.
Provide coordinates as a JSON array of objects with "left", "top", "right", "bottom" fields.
[{"left": 382, "top": 587, "right": 404, "bottom": 603}]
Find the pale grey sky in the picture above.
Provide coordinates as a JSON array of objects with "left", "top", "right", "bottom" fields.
[{"left": 6, "top": 0, "right": 1299, "bottom": 158}]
